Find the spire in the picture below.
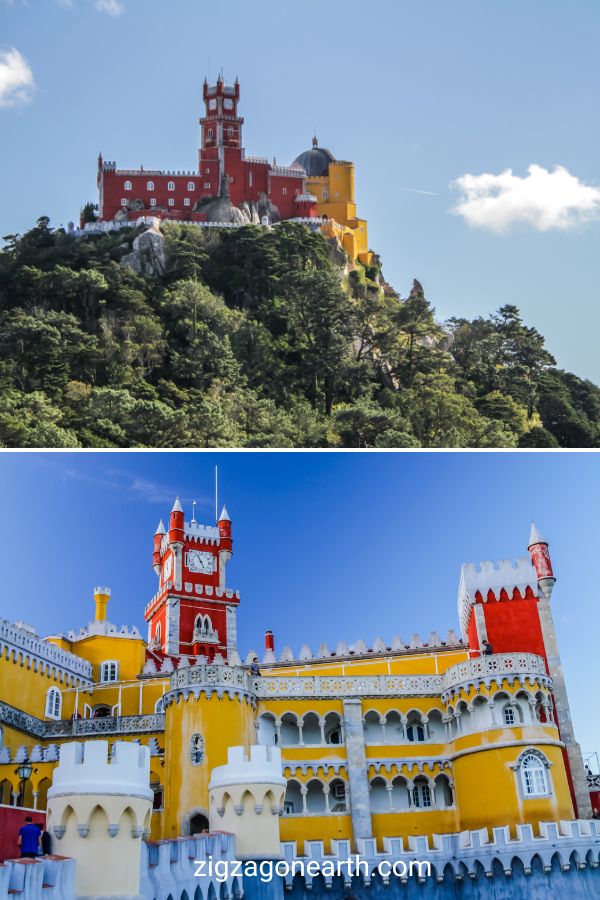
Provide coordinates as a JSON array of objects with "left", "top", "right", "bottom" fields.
[
  {"left": 312, "top": 134, "right": 318, "bottom": 148},
  {"left": 155, "top": 519, "right": 166, "bottom": 536},
  {"left": 171, "top": 497, "right": 183, "bottom": 513},
  {"left": 529, "top": 521, "right": 547, "bottom": 547},
  {"left": 218, "top": 505, "right": 230, "bottom": 522}
]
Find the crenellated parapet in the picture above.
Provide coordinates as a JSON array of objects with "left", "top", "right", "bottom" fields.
[
  {"left": 248, "top": 628, "right": 464, "bottom": 666},
  {"left": 458, "top": 558, "right": 539, "bottom": 638},
  {"left": 281, "top": 819, "right": 600, "bottom": 889},
  {"left": 140, "top": 833, "right": 241, "bottom": 900},
  {"left": 0, "top": 856, "right": 75, "bottom": 900},
  {"left": 0, "top": 618, "right": 92, "bottom": 685}
]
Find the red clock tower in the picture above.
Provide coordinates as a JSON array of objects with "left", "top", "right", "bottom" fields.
[{"left": 144, "top": 498, "right": 239, "bottom": 661}]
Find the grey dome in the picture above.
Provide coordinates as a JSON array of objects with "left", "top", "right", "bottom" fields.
[{"left": 293, "top": 137, "right": 335, "bottom": 177}]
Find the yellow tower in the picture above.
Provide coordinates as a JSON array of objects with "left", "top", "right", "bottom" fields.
[
  {"left": 293, "top": 137, "right": 371, "bottom": 264},
  {"left": 160, "top": 659, "right": 256, "bottom": 838}
]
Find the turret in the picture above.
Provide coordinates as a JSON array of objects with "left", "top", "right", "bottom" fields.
[
  {"left": 265, "top": 630, "right": 274, "bottom": 653},
  {"left": 153, "top": 519, "right": 166, "bottom": 575},
  {"left": 209, "top": 746, "right": 285, "bottom": 860},
  {"left": 528, "top": 521, "right": 556, "bottom": 602},
  {"left": 218, "top": 505, "right": 232, "bottom": 546},
  {"left": 93, "top": 586, "right": 111, "bottom": 622},
  {"left": 47, "top": 740, "right": 153, "bottom": 898},
  {"left": 218, "top": 505, "right": 233, "bottom": 590},
  {"left": 168, "top": 497, "right": 185, "bottom": 546}
]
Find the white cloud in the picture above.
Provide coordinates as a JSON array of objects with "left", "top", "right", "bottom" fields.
[
  {"left": 56, "top": 0, "right": 124, "bottom": 12},
  {"left": 94, "top": 0, "right": 123, "bottom": 14},
  {"left": 0, "top": 47, "right": 34, "bottom": 108},
  {"left": 451, "top": 164, "right": 600, "bottom": 233}
]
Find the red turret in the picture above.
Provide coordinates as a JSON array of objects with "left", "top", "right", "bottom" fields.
[
  {"left": 169, "top": 497, "right": 185, "bottom": 546},
  {"left": 265, "top": 630, "right": 275, "bottom": 653},
  {"left": 153, "top": 519, "right": 166, "bottom": 574},
  {"left": 528, "top": 522, "right": 556, "bottom": 601},
  {"left": 218, "top": 505, "right": 232, "bottom": 550}
]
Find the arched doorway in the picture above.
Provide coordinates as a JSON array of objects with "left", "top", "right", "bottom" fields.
[{"left": 189, "top": 813, "right": 209, "bottom": 835}]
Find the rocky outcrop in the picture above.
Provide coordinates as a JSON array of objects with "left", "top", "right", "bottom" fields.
[
  {"left": 194, "top": 176, "right": 281, "bottom": 225},
  {"left": 121, "top": 220, "right": 167, "bottom": 277}
]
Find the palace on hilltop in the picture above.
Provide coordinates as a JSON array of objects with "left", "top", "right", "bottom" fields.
[
  {"left": 94, "top": 76, "right": 372, "bottom": 264},
  {"left": 0, "top": 500, "right": 596, "bottom": 864}
]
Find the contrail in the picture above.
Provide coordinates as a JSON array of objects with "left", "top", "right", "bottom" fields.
[{"left": 395, "top": 187, "right": 438, "bottom": 196}]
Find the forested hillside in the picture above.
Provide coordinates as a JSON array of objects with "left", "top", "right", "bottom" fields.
[{"left": 0, "top": 216, "right": 598, "bottom": 448}]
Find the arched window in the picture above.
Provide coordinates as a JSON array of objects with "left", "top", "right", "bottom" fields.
[
  {"left": 207, "top": 129, "right": 213, "bottom": 140},
  {"left": 146, "top": 180, "right": 154, "bottom": 191},
  {"left": 322, "top": 189, "right": 329, "bottom": 200},
  {"left": 503, "top": 705, "right": 516, "bottom": 726},
  {"left": 167, "top": 181, "right": 175, "bottom": 191},
  {"left": 124, "top": 180, "right": 132, "bottom": 191},
  {"left": 194, "top": 614, "right": 213, "bottom": 636},
  {"left": 412, "top": 779, "right": 432, "bottom": 808},
  {"left": 369, "top": 777, "right": 389, "bottom": 812},
  {"left": 328, "top": 778, "right": 347, "bottom": 812},
  {"left": 187, "top": 181, "right": 196, "bottom": 191},
  {"left": 227, "top": 127, "right": 234, "bottom": 138},
  {"left": 100, "top": 660, "right": 119, "bottom": 683},
  {"left": 155, "top": 622, "right": 161, "bottom": 644},
  {"left": 190, "top": 733, "right": 204, "bottom": 765},
  {"left": 520, "top": 753, "right": 549, "bottom": 796},
  {"left": 283, "top": 780, "right": 302, "bottom": 815},
  {"left": 45, "top": 687, "right": 61, "bottom": 720},
  {"left": 406, "top": 711, "right": 426, "bottom": 742},
  {"left": 434, "top": 775, "right": 453, "bottom": 808}
]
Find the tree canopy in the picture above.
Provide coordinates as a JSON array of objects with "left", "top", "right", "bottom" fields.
[{"left": 0, "top": 216, "right": 597, "bottom": 448}]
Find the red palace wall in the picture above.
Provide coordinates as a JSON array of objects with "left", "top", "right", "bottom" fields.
[
  {"left": 466, "top": 590, "right": 547, "bottom": 662},
  {"left": 479, "top": 592, "right": 546, "bottom": 660},
  {"left": 100, "top": 165, "right": 220, "bottom": 222},
  {"left": 0, "top": 806, "right": 46, "bottom": 863}
]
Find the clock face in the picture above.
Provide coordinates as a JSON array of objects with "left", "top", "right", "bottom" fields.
[
  {"left": 209, "top": 99, "right": 217, "bottom": 110},
  {"left": 224, "top": 98, "right": 233, "bottom": 110},
  {"left": 187, "top": 550, "right": 214, "bottom": 574}
]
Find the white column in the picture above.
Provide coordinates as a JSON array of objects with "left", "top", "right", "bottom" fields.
[
  {"left": 386, "top": 784, "right": 394, "bottom": 810},
  {"left": 318, "top": 718, "right": 326, "bottom": 745}
]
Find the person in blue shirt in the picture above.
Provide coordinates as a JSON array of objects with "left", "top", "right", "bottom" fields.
[{"left": 17, "top": 816, "right": 40, "bottom": 858}]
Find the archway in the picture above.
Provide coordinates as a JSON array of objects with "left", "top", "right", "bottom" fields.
[{"left": 189, "top": 813, "right": 209, "bottom": 835}]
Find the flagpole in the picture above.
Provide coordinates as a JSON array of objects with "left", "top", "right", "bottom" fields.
[{"left": 215, "top": 465, "right": 218, "bottom": 521}]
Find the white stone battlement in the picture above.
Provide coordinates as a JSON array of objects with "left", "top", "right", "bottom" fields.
[
  {"left": 0, "top": 618, "right": 92, "bottom": 684},
  {"left": 458, "top": 557, "right": 539, "bottom": 637},
  {"left": 0, "top": 856, "right": 75, "bottom": 900},
  {"left": 281, "top": 818, "right": 600, "bottom": 886},
  {"left": 254, "top": 628, "right": 464, "bottom": 666},
  {"left": 184, "top": 520, "right": 220, "bottom": 542},
  {"left": 63, "top": 619, "right": 142, "bottom": 641},
  {"left": 48, "top": 740, "right": 153, "bottom": 800},
  {"left": 209, "top": 745, "right": 286, "bottom": 790},
  {"left": 93, "top": 586, "right": 111, "bottom": 595}
]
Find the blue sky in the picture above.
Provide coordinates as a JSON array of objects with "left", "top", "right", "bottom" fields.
[
  {"left": 2, "top": 0, "right": 600, "bottom": 381},
  {"left": 0, "top": 450, "right": 598, "bottom": 760}
]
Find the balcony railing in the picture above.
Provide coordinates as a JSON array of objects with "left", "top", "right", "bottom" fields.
[
  {"left": 0, "top": 702, "right": 165, "bottom": 740},
  {"left": 43, "top": 713, "right": 165, "bottom": 738},
  {"left": 441, "top": 652, "right": 548, "bottom": 695}
]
